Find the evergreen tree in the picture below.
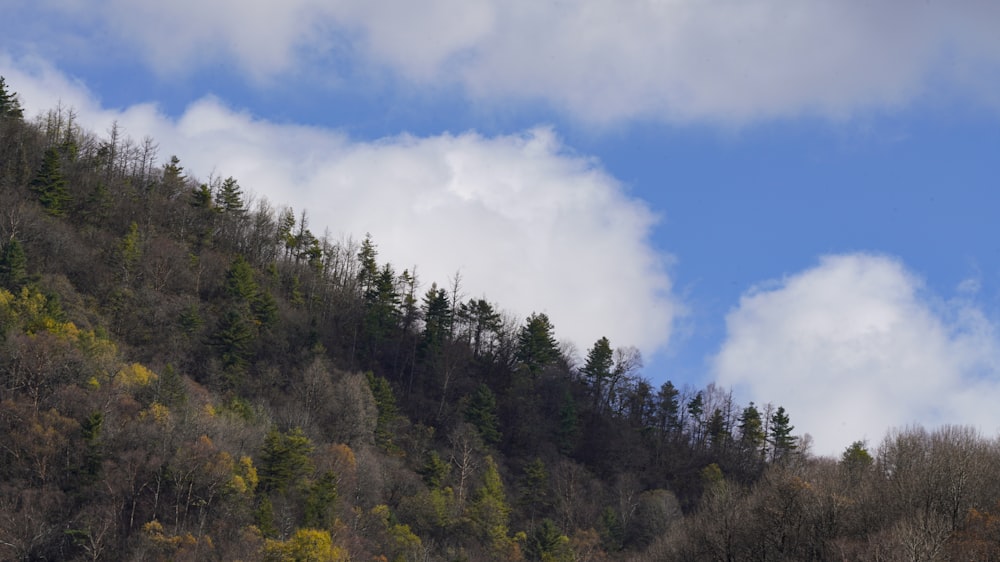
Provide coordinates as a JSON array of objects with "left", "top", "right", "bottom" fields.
[
  {"left": 769, "top": 406, "right": 796, "bottom": 462},
  {"left": 421, "top": 283, "right": 452, "bottom": 353},
  {"left": 465, "top": 384, "right": 501, "bottom": 445},
  {"left": 215, "top": 176, "right": 245, "bottom": 214},
  {"left": 526, "top": 519, "right": 572, "bottom": 562},
  {"left": 357, "top": 233, "right": 379, "bottom": 302},
  {"left": 738, "top": 402, "right": 765, "bottom": 451},
  {"left": 259, "top": 427, "right": 314, "bottom": 493},
  {"left": 581, "top": 337, "right": 614, "bottom": 410},
  {"left": 31, "top": 147, "right": 72, "bottom": 216},
  {"left": 0, "top": 76, "right": 24, "bottom": 120},
  {"left": 467, "top": 456, "right": 516, "bottom": 556},
  {"left": 0, "top": 238, "right": 28, "bottom": 290},
  {"left": 213, "top": 308, "right": 255, "bottom": 369},
  {"left": 367, "top": 372, "right": 399, "bottom": 451},
  {"left": 161, "top": 155, "right": 185, "bottom": 196},
  {"left": 657, "top": 381, "right": 681, "bottom": 437},
  {"left": 706, "top": 408, "right": 729, "bottom": 449},
  {"left": 516, "top": 312, "right": 559, "bottom": 377},
  {"left": 304, "top": 470, "right": 338, "bottom": 530}
]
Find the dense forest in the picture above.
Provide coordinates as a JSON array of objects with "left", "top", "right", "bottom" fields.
[{"left": 4, "top": 76, "right": 1000, "bottom": 561}]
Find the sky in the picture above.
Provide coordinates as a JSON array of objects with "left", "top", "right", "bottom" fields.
[{"left": 3, "top": 0, "right": 1000, "bottom": 457}]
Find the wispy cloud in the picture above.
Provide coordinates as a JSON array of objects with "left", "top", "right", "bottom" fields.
[
  {"left": 9, "top": 1, "right": 1000, "bottom": 124},
  {"left": 713, "top": 254, "right": 1000, "bottom": 457},
  {"left": 2, "top": 54, "right": 680, "bottom": 359}
]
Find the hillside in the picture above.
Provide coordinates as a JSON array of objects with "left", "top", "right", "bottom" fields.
[{"left": 4, "top": 77, "right": 1000, "bottom": 561}]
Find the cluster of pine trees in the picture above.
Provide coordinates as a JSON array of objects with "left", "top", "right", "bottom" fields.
[{"left": 5, "top": 77, "right": 1000, "bottom": 561}]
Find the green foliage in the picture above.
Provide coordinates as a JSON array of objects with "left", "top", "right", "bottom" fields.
[
  {"left": 465, "top": 384, "right": 501, "bottom": 445},
  {"left": 215, "top": 176, "right": 245, "bottom": 214},
  {"left": 117, "top": 222, "right": 143, "bottom": 285},
  {"left": 190, "top": 183, "right": 214, "bottom": 209},
  {"left": 367, "top": 372, "right": 399, "bottom": 451},
  {"left": 0, "top": 76, "right": 24, "bottom": 120},
  {"left": 259, "top": 427, "right": 314, "bottom": 493},
  {"left": 31, "top": 147, "right": 72, "bottom": 216},
  {"left": 420, "top": 283, "right": 452, "bottom": 353},
  {"left": 516, "top": 312, "right": 559, "bottom": 377},
  {"left": 226, "top": 255, "right": 259, "bottom": 301},
  {"left": 467, "top": 456, "right": 517, "bottom": 556},
  {"left": 599, "top": 507, "right": 624, "bottom": 552},
  {"left": 769, "top": 406, "right": 796, "bottom": 462},
  {"left": 518, "top": 458, "right": 550, "bottom": 522},
  {"left": 421, "top": 450, "right": 451, "bottom": 489},
  {"left": 0, "top": 238, "right": 28, "bottom": 290},
  {"left": 582, "top": 336, "right": 613, "bottom": 405},
  {"left": 738, "top": 402, "right": 765, "bottom": 450},
  {"left": 526, "top": 519, "right": 572, "bottom": 562},
  {"left": 213, "top": 308, "right": 255, "bottom": 369},
  {"left": 556, "top": 390, "right": 578, "bottom": 454},
  {"left": 304, "top": 470, "right": 339, "bottom": 530}
]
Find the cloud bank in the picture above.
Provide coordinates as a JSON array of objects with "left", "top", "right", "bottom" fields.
[
  {"left": 1, "top": 55, "right": 678, "bottom": 359},
  {"left": 713, "top": 254, "right": 1000, "bottom": 457},
  {"left": 12, "top": 0, "right": 1000, "bottom": 123}
]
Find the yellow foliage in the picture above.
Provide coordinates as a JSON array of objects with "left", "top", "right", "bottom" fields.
[
  {"left": 116, "top": 362, "right": 158, "bottom": 387},
  {"left": 230, "top": 455, "right": 259, "bottom": 495},
  {"left": 141, "top": 402, "right": 171, "bottom": 425},
  {"left": 143, "top": 519, "right": 211, "bottom": 557},
  {"left": 204, "top": 403, "right": 217, "bottom": 417},
  {"left": 262, "top": 529, "right": 350, "bottom": 562}
]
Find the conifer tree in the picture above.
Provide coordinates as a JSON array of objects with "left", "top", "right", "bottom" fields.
[
  {"left": 465, "top": 384, "right": 501, "bottom": 445},
  {"left": 215, "top": 176, "right": 244, "bottom": 214},
  {"left": 0, "top": 76, "right": 24, "bottom": 121},
  {"left": 0, "top": 238, "right": 28, "bottom": 290},
  {"left": 582, "top": 336, "right": 614, "bottom": 410},
  {"left": 31, "top": 147, "right": 71, "bottom": 216},
  {"left": 769, "top": 406, "right": 796, "bottom": 462},
  {"left": 516, "top": 312, "right": 559, "bottom": 377}
]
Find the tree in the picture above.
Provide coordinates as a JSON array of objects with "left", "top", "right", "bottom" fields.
[
  {"left": 769, "top": 406, "right": 796, "bottom": 462},
  {"left": 0, "top": 238, "right": 28, "bottom": 290},
  {"left": 259, "top": 427, "right": 314, "bottom": 493},
  {"left": 465, "top": 383, "right": 502, "bottom": 445},
  {"left": 215, "top": 176, "right": 244, "bottom": 215},
  {"left": 467, "top": 456, "right": 518, "bottom": 557},
  {"left": 30, "top": 147, "right": 71, "bottom": 216},
  {"left": 526, "top": 519, "right": 572, "bottom": 562},
  {"left": 0, "top": 77, "right": 24, "bottom": 121},
  {"left": 656, "top": 381, "right": 681, "bottom": 438},
  {"left": 516, "top": 312, "right": 559, "bottom": 378},
  {"left": 367, "top": 372, "right": 399, "bottom": 451},
  {"left": 738, "top": 402, "right": 765, "bottom": 450},
  {"left": 581, "top": 337, "right": 613, "bottom": 411}
]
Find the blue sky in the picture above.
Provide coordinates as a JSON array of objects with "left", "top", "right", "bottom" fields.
[{"left": 4, "top": 0, "right": 1000, "bottom": 456}]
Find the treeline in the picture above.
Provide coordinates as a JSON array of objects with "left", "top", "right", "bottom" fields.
[{"left": 3, "top": 77, "right": 1000, "bottom": 561}]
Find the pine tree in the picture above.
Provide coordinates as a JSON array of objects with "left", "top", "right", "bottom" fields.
[
  {"left": 465, "top": 384, "right": 501, "bottom": 445},
  {"left": 31, "top": 147, "right": 72, "bottom": 216},
  {"left": 0, "top": 76, "right": 24, "bottom": 121},
  {"left": 769, "top": 406, "right": 796, "bottom": 462},
  {"left": 581, "top": 337, "right": 614, "bottom": 410},
  {"left": 259, "top": 427, "right": 314, "bottom": 493},
  {"left": 215, "top": 176, "right": 244, "bottom": 214},
  {"left": 738, "top": 402, "right": 765, "bottom": 452},
  {"left": 0, "top": 238, "right": 28, "bottom": 290},
  {"left": 516, "top": 312, "right": 559, "bottom": 377}
]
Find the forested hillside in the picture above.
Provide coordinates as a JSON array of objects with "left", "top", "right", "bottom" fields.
[{"left": 4, "top": 77, "right": 1000, "bottom": 561}]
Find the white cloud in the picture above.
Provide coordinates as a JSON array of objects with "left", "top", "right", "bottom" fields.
[
  {"left": 11, "top": 0, "right": 1000, "bottom": 123},
  {"left": 713, "top": 254, "right": 1000, "bottom": 457},
  {"left": 1, "top": 55, "right": 678, "bottom": 359}
]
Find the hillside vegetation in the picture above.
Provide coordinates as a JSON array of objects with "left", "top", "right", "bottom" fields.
[{"left": 4, "top": 77, "right": 1000, "bottom": 561}]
